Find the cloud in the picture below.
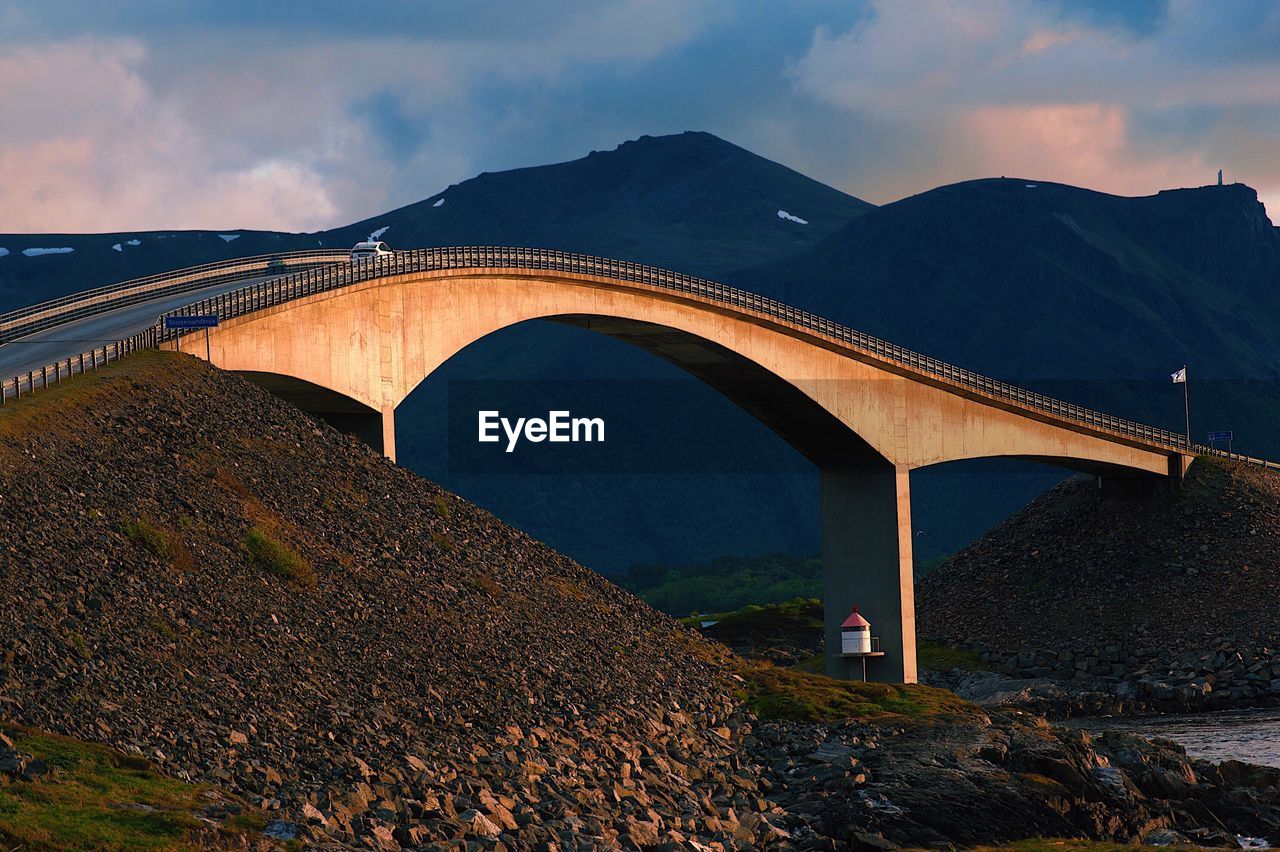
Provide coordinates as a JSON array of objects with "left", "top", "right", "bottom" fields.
[
  {"left": 960, "top": 103, "right": 1205, "bottom": 194},
  {"left": 788, "top": 0, "right": 1280, "bottom": 215},
  {"left": 0, "top": 1, "right": 723, "bottom": 232},
  {"left": 1, "top": 1, "right": 1279, "bottom": 232},
  {"left": 0, "top": 38, "right": 349, "bottom": 232}
]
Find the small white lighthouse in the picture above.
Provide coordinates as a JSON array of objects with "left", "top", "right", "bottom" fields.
[{"left": 841, "top": 606, "right": 872, "bottom": 655}]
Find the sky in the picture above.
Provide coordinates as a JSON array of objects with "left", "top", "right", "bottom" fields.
[{"left": 1, "top": 0, "right": 1277, "bottom": 233}]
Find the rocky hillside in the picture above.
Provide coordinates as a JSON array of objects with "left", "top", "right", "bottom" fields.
[
  {"left": 5, "top": 354, "right": 1280, "bottom": 847},
  {"left": 0, "top": 351, "right": 758, "bottom": 847},
  {"left": 920, "top": 458, "right": 1280, "bottom": 653},
  {"left": 917, "top": 459, "right": 1280, "bottom": 716}
]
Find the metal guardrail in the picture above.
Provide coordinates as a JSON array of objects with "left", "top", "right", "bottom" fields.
[
  {"left": 0, "top": 249, "right": 348, "bottom": 345},
  {"left": 2, "top": 245, "right": 1277, "bottom": 471}
]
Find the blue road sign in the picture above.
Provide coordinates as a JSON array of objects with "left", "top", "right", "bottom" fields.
[
  {"left": 165, "top": 315, "right": 219, "bottom": 329},
  {"left": 1208, "top": 430, "right": 1233, "bottom": 442}
]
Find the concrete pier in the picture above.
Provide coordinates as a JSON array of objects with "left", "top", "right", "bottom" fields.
[{"left": 821, "top": 466, "right": 917, "bottom": 683}]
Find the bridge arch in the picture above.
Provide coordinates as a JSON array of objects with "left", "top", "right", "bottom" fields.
[{"left": 173, "top": 260, "right": 1193, "bottom": 683}]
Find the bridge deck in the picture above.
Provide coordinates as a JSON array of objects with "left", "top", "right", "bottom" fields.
[{"left": 1, "top": 246, "right": 1274, "bottom": 472}]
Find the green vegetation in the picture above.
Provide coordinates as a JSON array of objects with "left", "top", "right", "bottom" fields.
[
  {"left": 243, "top": 526, "right": 314, "bottom": 588},
  {"left": 791, "top": 654, "right": 825, "bottom": 674},
  {"left": 429, "top": 530, "right": 456, "bottom": 553},
  {"left": 119, "top": 514, "right": 194, "bottom": 571},
  {"left": 121, "top": 515, "right": 168, "bottom": 555},
  {"left": 433, "top": 494, "right": 452, "bottom": 519},
  {"left": 624, "top": 553, "right": 823, "bottom": 615},
  {"left": 147, "top": 615, "right": 178, "bottom": 642},
  {"left": 0, "top": 724, "right": 263, "bottom": 850},
  {"left": 628, "top": 552, "right": 955, "bottom": 616},
  {"left": 681, "top": 597, "right": 822, "bottom": 629},
  {"left": 974, "top": 841, "right": 1141, "bottom": 851},
  {"left": 737, "top": 661, "right": 983, "bottom": 725},
  {"left": 918, "top": 639, "right": 989, "bottom": 672},
  {"left": 686, "top": 599, "right": 989, "bottom": 675},
  {"left": 65, "top": 631, "right": 91, "bottom": 661}
]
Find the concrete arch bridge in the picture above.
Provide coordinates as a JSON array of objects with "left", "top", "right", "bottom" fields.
[{"left": 146, "top": 247, "right": 1205, "bottom": 683}]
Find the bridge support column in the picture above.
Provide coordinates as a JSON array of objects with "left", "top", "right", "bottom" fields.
[
  {"left": 821, "top": 465, "right": 917, "bottom": 684},
  {"left": 381, "top": 404, "right": 397, "bottom": 464}
]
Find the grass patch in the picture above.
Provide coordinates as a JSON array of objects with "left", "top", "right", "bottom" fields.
[
  {"left": 119, "top": 514, "right": 194, "bottom": 571},
  {"left": 972, "top": 841, "right": 1141, "bottom": 851},
  {"left": 243, "top": 526, "right": 315, "bottom": 588},
  {"left": 687, "top": 597, "right": 823, "bottom": 631},
  {"left": 0, "top": 350, "right": 168, "bottom": 423},
  {"left": 0, "top": 724, "right": 263, "bottom": 850},
  {"left": 791, "top": 653, "right": 826, "bottom": 674},
  {"left": 65, "top": 631, "right": 91, "bottom": 661},
  {"left": 433, "top": 494, "right": 452, "bottom": 519},
  {"left": 624, "top": 552, "right": 822, "bottom": 616},
  {"left": 211, "top": 466, "right": 254, "bottom": 501},
  {"left": 429, "top": 530, "right": 455, "bottom": 553},
  {"left": 210, "top": 461, "right": 339, "bottom": 577},
  {"left": 918, "top": 639, "right": 990, "bottom": 672},
  {"left": 548, "top": 576, "right": 588, "bottom": 602},
  {"left": 463, "top": 574, "right": 502, "bottom": 597},
  {"left": 147, "top": 615, "right": 178, "bottom": 642},
  {"left": 121, "top": 515, "right": 168, "bottom": 556},
  {"left": 738, "top": 660, "right": 984, "bottom": 725}
]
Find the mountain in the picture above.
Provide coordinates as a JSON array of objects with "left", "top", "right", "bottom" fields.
[
  {"left": 0, "top": 132, "right": 874, "bottom": 574},
  {"left": 0, "top": 132, "right": 871, "bottom": 310},
  {"left": 6, "top": 138, "right": 1280, "bottom": 580},
  {"left": 743, "top": 178, "right": 1280, "bottom": 429},
  {"left": 335, "top": 130, "right": 875, "bottom": 277},
  {"left": 0, "top": 230, "right": 318, "bottom": 313},
  {"left": 734, "top": 178, "right": 1280, "bottom": 558}
]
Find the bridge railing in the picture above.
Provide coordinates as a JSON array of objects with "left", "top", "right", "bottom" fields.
[
  {"left": 0, "top": 249, "right": 349, "bottom": 345},
  {"left": 5, "top": 246, "right": 1278, "bottom": 471}
]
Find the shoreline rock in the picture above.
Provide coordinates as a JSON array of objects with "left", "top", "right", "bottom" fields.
[{"left": 929, "top": 636, "right": 1280, "bottom": 718}]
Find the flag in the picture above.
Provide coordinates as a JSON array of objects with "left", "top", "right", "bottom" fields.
[{"left": 1171, "top": 367, "right": 1186, "bottom": 384}]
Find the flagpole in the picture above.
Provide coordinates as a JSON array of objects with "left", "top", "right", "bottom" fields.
[{"left": 1182, "top": 366, "right": 1191, "bottom": 448}]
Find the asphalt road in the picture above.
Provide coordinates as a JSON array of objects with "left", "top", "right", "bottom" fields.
[{"left": 0, "top": 274, "right": 278, "bottom": 380}]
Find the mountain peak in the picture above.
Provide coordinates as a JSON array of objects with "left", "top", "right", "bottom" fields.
[{"left": 332, "top": 131, "right": 874, "bottom": 279}]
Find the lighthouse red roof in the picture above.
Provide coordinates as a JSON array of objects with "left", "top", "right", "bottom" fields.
[{"left": 841, "top": 607, "right": 870, "bottom": 628}]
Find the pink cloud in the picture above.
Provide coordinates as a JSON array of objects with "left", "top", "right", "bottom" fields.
[
  {"left": 789, "top": 0, "right": 1280, "bottom": 218},
  {"left": 959, "top": 104, "right": 1207, "bottom": 197},
  {"left": 0, "top": 39, "right": 347, "bottom": 232}
]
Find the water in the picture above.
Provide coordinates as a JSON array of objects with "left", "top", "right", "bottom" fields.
[{"left": 1074, "top": 708, "right": 1280, "bottom": 768}]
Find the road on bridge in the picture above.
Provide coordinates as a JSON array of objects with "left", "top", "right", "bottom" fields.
[{"left": 0, "top": 274, "right": 279, "bottom": 380}]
